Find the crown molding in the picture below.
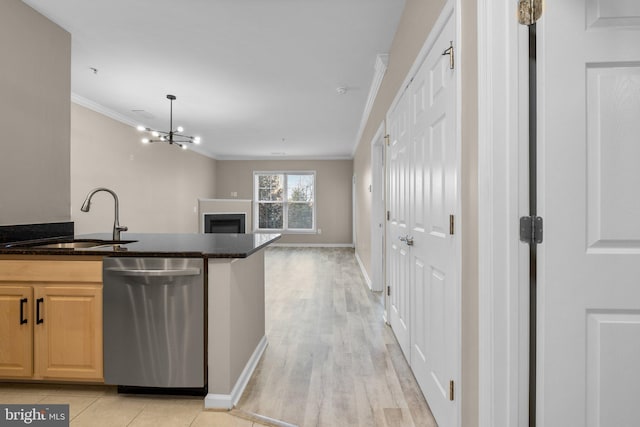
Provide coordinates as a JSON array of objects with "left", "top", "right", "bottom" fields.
[
  {"left": 71, "top": 93, "right": 138, "bottom": 127},
  {"left": 71, "top": 92, "right": 216, "bottom": 159},
  {"left": 352, "top": 53, "right": 389, "bottom": 157}
]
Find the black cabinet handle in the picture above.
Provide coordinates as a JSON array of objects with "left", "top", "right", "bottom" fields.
[
  {"left": 36, "top": 298, "right": 44, "bottom": 324},
  {"left": 20, "top": 298, "right": 28, "bottom": 325}
]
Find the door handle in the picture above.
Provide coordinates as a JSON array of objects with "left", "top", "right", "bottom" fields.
[
  {"left": 398, "top": 235, "right": 415, "bottom": 246},
  {"left": 20, "top": 298, "right": 28, "bottom": 325},
  {"left": 36, "top": 298, "right": 44, "bottom": 325},
  {"left": 105, "top": 267, "right": 201, "bottom": 277}
]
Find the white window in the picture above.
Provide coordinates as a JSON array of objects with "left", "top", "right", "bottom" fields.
[{"left": 253, "top": 171, "right": 315, "bottom": 232}]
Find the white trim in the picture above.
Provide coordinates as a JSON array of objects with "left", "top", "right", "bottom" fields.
[
  {"left": 354, "top": 250, "right": 373, "bottom": 290},
  {"left": 477, "top": 1, "right": 530, "bottom": 426},
  {"left": 215, "top": 154, "right": 353, "bottom": 161},
  {"left": 270, "top": 243, "right": 354, "bottom": 248},
  {"left": 72, "top": 93, "right": 139, "bottom": 127},
  {"left": 198, "top": 198, "right": 253, "bottom": 203},
  {"left": 352, "top": 54, "right": 389, "bottom": 157},
  {"left": 71, "top": 92, "right": 214, "bottom": 159},
  {"left": 204, "top": 335, "right": 268, "bottom": 410},
  {"left": 352, "top": 174, "right": 357, "bottom": 247},
  {"left": 370, "top": 122, "right": 386, "bottom": 293},
  {"left": 253, "top": 171, "right": 317, "bottom": 233},
  {"left": 454, "top": 5, "right": 463, "bottom": 426}
]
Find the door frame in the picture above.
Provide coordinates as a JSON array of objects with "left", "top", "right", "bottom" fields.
[
  {"left": 477, "top": 0, "right": 531, "bottom": 426},
  {"left": 370, "top": 122, "right": 386, "bottom": 292}
]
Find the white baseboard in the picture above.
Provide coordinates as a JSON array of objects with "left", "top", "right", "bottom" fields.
[
  {"left": 204, "top": 335, "right": 268, "bottom": 410},
  {"left": 270, "top": 243, "right": 355, "bottom": 248},
  {"left": 354, "top": 250, "right": 372, "bottom": 290}
]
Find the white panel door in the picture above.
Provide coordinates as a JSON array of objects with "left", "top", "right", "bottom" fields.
[
  {"left": 409, "top": 14, "right": 457, "bottom": 427},
  {"left": 538, "top": 1, "right": 640, "bottom": 426},
  {"left": 388, "top": 92, "right": 412, "bottom": 360}
]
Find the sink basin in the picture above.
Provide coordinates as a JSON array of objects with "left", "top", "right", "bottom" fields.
[
  {"left": 34, "top": 241, "right": 107, "bottom": 249},
  {"left": 4, "top": 239, "right": 137, "bottom": 249}
]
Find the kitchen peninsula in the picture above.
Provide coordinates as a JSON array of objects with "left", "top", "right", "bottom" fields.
[{"left": 0, "top": 232, "right": 280, "bottom": 410}]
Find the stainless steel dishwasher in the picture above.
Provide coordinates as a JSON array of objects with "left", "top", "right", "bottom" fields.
[{"left": 103, "top": 257, "right": 205, "bottom": 392}]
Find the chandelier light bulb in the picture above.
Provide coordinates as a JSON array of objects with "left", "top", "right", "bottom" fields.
[
  {"left": 151, "top": 131, "right": 160, "bottom": 137},
  {"left": 141, "top": 138, "right": 150, "bottom": 144},
  {"left": 136, "top": 125, "right": 146, "bottom": 132},
  {"left": 194, "top": 136, "right": 201, "bottom": 144},
  {"left": 177, "top": 126, "right": 184, "bottom": 133},
  {"left": 181, "top": 144, "right": 188, "bottom": 150}
]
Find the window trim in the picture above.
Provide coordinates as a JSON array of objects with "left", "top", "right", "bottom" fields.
[{"left": 253, "top": 171, "right": 316, "bottom": 233}]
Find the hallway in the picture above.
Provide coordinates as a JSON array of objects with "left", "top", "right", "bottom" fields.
[{"left": 237, "top": 247, "right": 437, "bottom": 427}]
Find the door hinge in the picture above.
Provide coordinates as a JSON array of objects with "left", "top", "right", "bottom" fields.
[
  {"left": 387, "top": 286, "right": 391, "bottom": 296},
  {"left": 442, "top": 42, "right": 454, "bottom": 70},
  {"left": 384, "top": 134, "right": 390, "bottom": 146},
  {"left": 387, "top": 211, "right": 390, "bottom": 221},
  {"left": 518, "top": 0, "right": 543, "bottom": 25},
  {"left": 449, "top": 380, "right": 455, "bottom": 401},
  {"left": 519, "top": 216, "right": 543, "bottom": 245},
  {"left": 449, "top": 214, "right": 455, "bottom": 235}
]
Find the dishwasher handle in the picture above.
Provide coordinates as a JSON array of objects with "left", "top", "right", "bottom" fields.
[{"left": 105, "top": 267, "right": 201, "bottom": 277}]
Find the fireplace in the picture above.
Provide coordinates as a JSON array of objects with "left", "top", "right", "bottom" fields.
[{"left": 204, "top": 213, "right": 246, "bottom": 234}]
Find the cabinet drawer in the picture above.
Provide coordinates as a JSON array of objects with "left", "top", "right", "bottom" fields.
[{"left": 0, "top": 260, "right": 102, "bottom": 283}]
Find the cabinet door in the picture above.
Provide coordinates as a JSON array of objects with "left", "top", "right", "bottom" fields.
[
  {"left": 0, "top": 286, "right": 33, "bottom": 377},
  {"left": 33, "top": 285, "right": 103, "bottom": 381}
]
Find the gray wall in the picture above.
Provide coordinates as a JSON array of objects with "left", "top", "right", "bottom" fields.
[
  {"left": 71, "top": 104, "right": 217, "bottom": 234},
  {"left": 0, "top": 0, "right": 71, "bottom": 225},
  {"left": 215, "top": 160, "right": 353, "bottom": 245}
]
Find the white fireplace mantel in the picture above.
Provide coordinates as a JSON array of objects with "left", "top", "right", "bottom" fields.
[{"left": 198, "top": 199, "right": 253, "bottom": 233}]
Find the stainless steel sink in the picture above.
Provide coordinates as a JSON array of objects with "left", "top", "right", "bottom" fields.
[
  {"left": 4, "top": 239, "right": 137, "bottom": 249},
  {"left": 34, "top": 241, "right": 107, "bottom": 249}
]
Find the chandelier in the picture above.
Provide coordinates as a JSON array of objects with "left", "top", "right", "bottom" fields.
[{"left": 136, "top": 94, "right": 201, "bottom": 149}]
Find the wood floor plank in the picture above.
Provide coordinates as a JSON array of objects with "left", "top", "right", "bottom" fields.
[{"left": 236, "top": 247, "right": 437, "bottom": 427}]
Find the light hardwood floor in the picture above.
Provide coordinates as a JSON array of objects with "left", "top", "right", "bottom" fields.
[{"left": 237, "top": 247, "right": 437, "bottom": 427}]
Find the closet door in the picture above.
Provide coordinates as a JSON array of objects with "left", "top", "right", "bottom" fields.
[
  {"left": 386, "top": 9, "right": 459, "bottom": 427},
  {"left": 387, "top": 92, "right": 412, "bottom": 361},
  {"left": 409, "top": 12, "right": 458, "bottom": 427}
]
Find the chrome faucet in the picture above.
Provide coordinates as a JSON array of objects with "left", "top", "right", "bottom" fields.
[{"left": 80, "top": 187, "right": 128, "bottom": 241}]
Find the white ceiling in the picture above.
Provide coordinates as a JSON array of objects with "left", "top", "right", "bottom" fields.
[{"left": 22, "top": 0, "right": 405, "bottom": 160}]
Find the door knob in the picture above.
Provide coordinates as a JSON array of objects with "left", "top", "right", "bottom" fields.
[{"left": 398, "top": 235, "right": 414, "bottom": 246}]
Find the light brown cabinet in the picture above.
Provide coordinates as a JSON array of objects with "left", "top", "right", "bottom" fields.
[{"left": 0, "top": 258, "right": 103, "bottom": 382}]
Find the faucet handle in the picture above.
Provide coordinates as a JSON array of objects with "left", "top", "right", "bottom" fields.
[{"left": 117, "top": 225, "right": 128, "bottom": 232}]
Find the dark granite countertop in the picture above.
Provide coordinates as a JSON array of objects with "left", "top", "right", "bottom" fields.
[{"left": 0, "top": 232, "right": 281, "bottom": 259}]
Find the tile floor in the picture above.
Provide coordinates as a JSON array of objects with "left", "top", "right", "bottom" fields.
[{"left": 0, "top": 383, "right": 272, "bottom": 427}]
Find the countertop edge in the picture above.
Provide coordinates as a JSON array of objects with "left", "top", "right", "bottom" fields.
[{"left": 0, "top": 233, "right": 282, "bottom": 259}]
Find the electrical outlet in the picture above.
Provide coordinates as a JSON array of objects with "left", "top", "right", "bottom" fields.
[
  {"left": 317, "top": 228, "right": 322, "bottom": 235},
  {"left": 231, "top": 191, "right": 238, "bottom": 198}
]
